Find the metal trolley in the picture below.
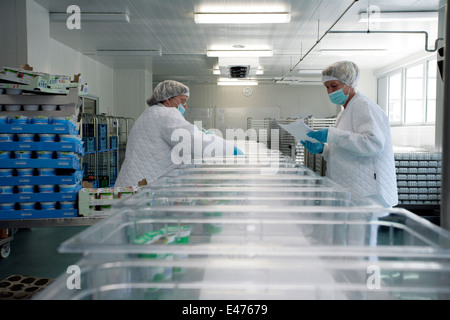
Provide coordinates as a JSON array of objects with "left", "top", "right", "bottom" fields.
[{"left": 81, "top": 114, "right": 134, "bottom": 187}]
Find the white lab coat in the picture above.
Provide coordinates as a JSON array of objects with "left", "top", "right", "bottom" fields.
[
  {"left": 115, "top": 104, "right": 236, "bottom": 187},
  {"left": 322, "top": 92, "right": 398, "bottom": 207}
]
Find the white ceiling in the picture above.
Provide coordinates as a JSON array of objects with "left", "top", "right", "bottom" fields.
[{"left": 34, "top": 0, "right": 443, "bottom": 85}]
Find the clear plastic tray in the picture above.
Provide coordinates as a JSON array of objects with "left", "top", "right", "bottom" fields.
[
  {"left": 162, "top": 166, "right": 316, "bottom": 177},
  {"left": 39, "top": 207, "right": 450, "bottom": 300},
  {"left": 117, "top": 187, "right": 376, "bottom": 208},
  {"left": 35, "top": 251, "right": 450, "bottom": 300},
  {"left": 59, "top": 206, "right": 450, "bottom": 254}
]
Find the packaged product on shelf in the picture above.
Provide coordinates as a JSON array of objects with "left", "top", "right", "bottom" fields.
[
  {"left": 23, "top": 104, "right": 39, "bottom": 111},
  {"left": 15, "top": 151, "right": 32, "bottom": 159},
  {"left": 40, "top": 202, "right": 57, "bottom": 210},
  {"left": 31, "top": 116, "right": 49, "bottom": 125},
  {"left": 16, "top": 168, "right": 34, "bottom": 176},
  {"left": 59, "top": 184, "right": 79, "bottom": 193},
  {"left": 0, "top": 186, "right": 14, "bottom": 194},
  {"left": 39, "top": 185, "right": 55, "bottom": 193},
  {"left": 42, "top": 105, "right": 57, "bottom": 111},
  {"left": 39, "top": 134, "right": 56, "bottom": 142},
  {"left": 0, "top": 203, "right": 14, "bottom": 211},
  {"left": 17, "top": 134, "right": 35, "bottom": 142},
  {"left": 20, "top": 202, "right": 35, "bottom": 210},
  {"left": 10, "top": 115, "right": 28, "bottom": 124},
  {"left": 37, "top": 151, "right": 53, "bottom": 159},
  {"left": 0, "top": 134, "right": 14, "bottom": 142},
  {"left": 60, "top": 201, "right": 75, "bottom": 210},
  {"left": 0, "top": 169, "right": 13, "bottom": 177},
  {"left": 38, "top": 168, "right": 55, "bottom": 176},
  {"left": 18, "top": 185, "right": 34, "bottom": 194},
  {"left": 0, "top": 151, "right": 11, "bottom": 159}
]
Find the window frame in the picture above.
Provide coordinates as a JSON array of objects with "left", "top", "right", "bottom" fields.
[{"left": 378, "top": 57, "right": 437, "bottom": 126}]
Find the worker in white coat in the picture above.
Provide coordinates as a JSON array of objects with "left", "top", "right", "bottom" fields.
[
  {"left": 302, "top": 61, "right": 398, "bottom": 208},
  {"left": 115, "top": 80, "right": 242, "bottom": 187}
]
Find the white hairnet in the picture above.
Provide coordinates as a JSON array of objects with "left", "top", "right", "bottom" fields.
[
  {"left": 322, "top": 61, "right": 360, "bottom": 88},
  {"left": 147, "top": 80, "right": 190, "bottom": 106}
]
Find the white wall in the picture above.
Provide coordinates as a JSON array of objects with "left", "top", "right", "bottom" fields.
[
  {"left": 23, "top": 0, "right": 115, "bottom": 114},
  {"left": 0, "top": 0, "right": 28, "bottom": 67},
  {"left": 186, "top": 68, "right": 378, "bottom": 129},
  {"left": 188, "top": 83, "right": 335, "bottom": 120},
  {"left": 114, "top": 69, "right": 153, "bottom": 121}
]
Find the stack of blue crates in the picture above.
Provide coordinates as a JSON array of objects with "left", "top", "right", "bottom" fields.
[{"left": 0, "top": 116, "right": 84, "bottom": 220}]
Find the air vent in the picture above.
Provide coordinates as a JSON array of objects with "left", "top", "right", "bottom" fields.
[
  {"left": 218, "top": 57, "right": 259, "bottom": 78},
  {"left": 230, "top": 66, "right": 249, "bottom": 78}
]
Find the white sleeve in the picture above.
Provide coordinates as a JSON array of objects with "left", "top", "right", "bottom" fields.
[
  {"left": 161, "top": 111, "right": 235, "bottom": 159},
  {"left": 327, "top": 102, "right": 386, "bottom": 157}
]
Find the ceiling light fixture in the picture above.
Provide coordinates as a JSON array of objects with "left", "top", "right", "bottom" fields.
[
  {"left": 207, "top": 50, "right": 273, "bottom": 57},
  {"left": 195, "top": 12, "right": 291, "bottom": 24},
  {"left": 358, "top": 11, "right": 438, "bottom": 23},
  {"left": 298, "top": 69, "right": 323, "bottom": 75},
  {"left": 217, "top": 78, "right": 258, "bottom": 86},
  {"left": 50, "top": 12, "right": 130, "bottom": 23}
]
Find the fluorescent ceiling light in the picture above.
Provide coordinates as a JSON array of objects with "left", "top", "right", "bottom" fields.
[
  {"left": 50, "top": 12, "right": 130, "bottom": 23},
  {"left": 298, "top": 69, "right": 323, "bottom": 75},
  {"left": 217, "top": 78, "right": 258, "bottom": 86},
  {"left": 94, "top": 50, "right": 162, "bottom": 56},
  {"left": 359, "top": 11, "right": 438, "bottom": 23},
  {"left": 207, "top": 50, "right": 273, "bottom": 57},
  {"left": 195, "top": 12, "right": 291, "bottom": 24}
]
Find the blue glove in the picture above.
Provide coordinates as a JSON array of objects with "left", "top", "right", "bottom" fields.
[
  {"left": 301, "top": 140, "right": 324, "bottom": 154},
  {"left": 307, "top": 129, "right": 329, "bottom": 143},
  {"left": 234, "top": 147, "right": 244, "bottom": 155}
]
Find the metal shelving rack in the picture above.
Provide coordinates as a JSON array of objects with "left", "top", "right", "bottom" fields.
[
  {"left": 81, "top": 114, "right": 134, "bottom": 188},
  {"left": 246, "top": 117, "right": 272, "bottom": 147}
]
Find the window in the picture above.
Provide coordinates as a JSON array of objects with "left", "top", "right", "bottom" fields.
[
  {"left": 388, "top": 72, "right": 402, "bottom": 123},
  {"left": 427, "top": 60, "right": 437, "bottom": 124},
  {"left": 379, "top": 57, "right": 437, "bottom": 126}
]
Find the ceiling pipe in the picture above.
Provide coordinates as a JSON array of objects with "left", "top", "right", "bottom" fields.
[
  {"left": 279, "top": 0, "right": 360, "bottom": 81},
  {"left": 329, "top": 30, "right": 443, "bottom": 53}
]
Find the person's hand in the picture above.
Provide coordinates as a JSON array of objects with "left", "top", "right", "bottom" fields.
[
  {"left": 234, "top": 147, "right": 244, "bottom": 155},
  {"left": 307, "top": 129, "right": 328, "bottom": 143},
  {"left": 301, "top": 140, "right": 324, "bottom": 154}
]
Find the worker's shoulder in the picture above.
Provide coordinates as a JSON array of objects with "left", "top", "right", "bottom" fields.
[{"left": 144, "top": 105, "right": 179, "bottom": 119}]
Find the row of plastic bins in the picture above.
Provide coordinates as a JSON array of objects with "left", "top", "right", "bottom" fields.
[
  {"left": 0, "top": 171, "right": 82, "bottom": 186},
  {"left": 37, "top": 204, "right": 450, "bottom": 300},
  {"left": 35, "top": 153, "right": 450, "bottom": 300},
  {"left": 0, "top": 123, "right": 78, "bottom": 135}
]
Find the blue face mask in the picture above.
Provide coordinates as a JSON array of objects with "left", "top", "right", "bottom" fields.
[
  {"left": 328, "top": 88, "right": 349, "bottom": 105},
  {"left": 178, "top": 104, "right": 186, "bottom": 117}
]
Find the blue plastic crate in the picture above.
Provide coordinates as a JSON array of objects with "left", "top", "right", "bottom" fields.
[
  {"left": 0, "top": 209, "right": 77, "bottom": 220},
  {"left": 110, "top": 136, "right": 118, "bottom": 149},
  {"left": 98, "top": 137, "right": 107, "bottom": 151},
  {"left": 82, "top": 137, "right": 96, "bottom": 153},
  {"left": 98, "top": 124, "right": 107, "bottom": 138}
]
